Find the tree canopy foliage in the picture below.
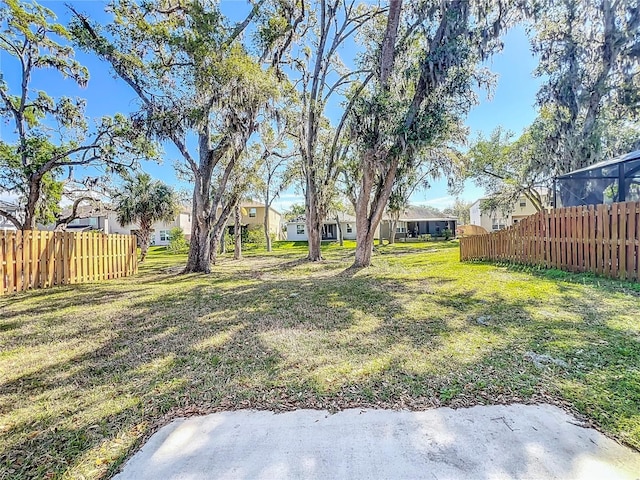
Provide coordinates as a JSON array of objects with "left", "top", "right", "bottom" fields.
[
  {"left": 345, "top": 0, "right": 516, "bottom": 266},
  {"left": 3, "top": 0, "right": 638, "bottom": 271},
  {"left": 467, "top": 0, "right": 640, "bottom": 211},
  {"left": 113, "top": 172, "right": 179, "bottom": 262},
  {"left": 0, "top": 0, "right": 154, "bottom": 229},
  {"left": 71, "top": 0, "right": 298, "bottom": 272}
]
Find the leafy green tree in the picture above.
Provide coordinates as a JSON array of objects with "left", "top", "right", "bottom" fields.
[
  {"left": 71, "top": 0, "right": 299, "bottom": 273},
  {"left": 466, "top": 126, "right": 549, "bottom": 213},
  {"left": 0, "top": 0, "right": 155, "bottom": 230},
  {"left": 348, "top": 0, "right": 512, "bottom": 267},
  {"left": 443, "top": 198, "right": 472, "bottom": 226},
  {"left": 531, "top": 0, "right": 640, "bottom": 171},
  {"left": 113, "top": 173, "right": 179, "bottom": 262},
  {"left": 466, "top": 1, "right": 640, "bottom": 211},
  {"left": 290, "top": 0, "right": 384, "bottom": 261},
  {"left": 253, "top": 119, "right": 296, "bottom": 252},
  {"left": 167, "top": 227, "right": 188, "bottom": 254},
  {"left": 284, "top": 203, "right": 306, "bottom": 221}
]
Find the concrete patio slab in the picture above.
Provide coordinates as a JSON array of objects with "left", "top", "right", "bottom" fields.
[{"left": 115, "top": 404, "right": 640, "bottom": 480}]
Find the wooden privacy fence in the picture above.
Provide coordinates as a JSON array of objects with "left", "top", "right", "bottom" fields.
[
  {"left": 0, "top": 230, "right": 138, "bottom": 295},
  {"left": 459, "top": 201, "right": 640, "bottom": 281}
]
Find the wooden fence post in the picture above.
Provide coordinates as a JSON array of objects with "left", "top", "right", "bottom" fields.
[{"left": 459, "top": 201, "right": 640, "bottom": 282}]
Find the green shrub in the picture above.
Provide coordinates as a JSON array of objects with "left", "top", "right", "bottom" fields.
[
  {"left": 442, "top": 228, "right": 452, "bottom": 240},
  {"left": 167, "top": 227, "right": 188, "bottom": 254},
  {"left": 245, "top": 225, "right": 266, "bottom": 247},
  {"left": 224, "top": 230, "right": 234, "bottom": 251}
]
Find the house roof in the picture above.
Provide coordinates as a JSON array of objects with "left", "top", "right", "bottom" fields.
[
  {"left": 65, "top": 224, "right": 96, "bottom": 232},
  {"left": 60, "top": 203, "right": 109, "bottom": 218},
  {"left": 247, "top": 201, "right": 282, "bottom": 216},
  {"left": 210, "top": 200, "right": 282, "bottom": 216},
  {"left": 384, "top": 206, "right": 457, "bottom": 222},
  {"left": 285, "top": 211, "right": 356, "bottom": 225},
  {"left": 470, "top": 188, "right": 551, "bottom": 207},
  {"left": 0, "top": 200, "right": 20, "bottom": 211}
]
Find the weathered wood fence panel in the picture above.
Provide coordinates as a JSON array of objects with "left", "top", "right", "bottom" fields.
[
  {"left": 0, "top": 230, "right": 138, "bottom": 295},
  {"left": 459, "top": 201, "right": 640, "bottom": 282}
]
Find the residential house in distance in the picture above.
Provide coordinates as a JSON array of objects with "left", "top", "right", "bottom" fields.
[
  {"left": 231, "top": 201, "right": 284, "bottom": 240},
  {"left": 108, "top": 205, "right": 193, "bottom": 246},
  {"left": 469, "top": 191, "right": 552, "bottom": 232},
  {"left": 57, "top": 204, "right": 111, "bottom": 232},
  {"left": 109, "top": 201, "right": 283, "bottom": 246},
  {"left": 379, "top": 206, "right": 457, "bottom": 240},
  {"left": 0, "top": 200, "right": 21, "bottom": 231},
  {"left": 286, "top": 212, "right": 362, "bottom": 241},
  {"left": 286, "top": 206, "right": 456, "bottom": 242}
]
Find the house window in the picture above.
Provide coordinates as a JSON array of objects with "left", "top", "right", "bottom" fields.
[
  {"left": 159, "top": 230, "right": 170, "bottom": 242},
  {"left": 519, "top": 200, "right": 526, "bottom": 207},
  {"left": 249, "top": 208, "right": 257, "bottom": 218},
  {"left": 346, "top": 224, "right": 352, "bottom": 233},
  {"left": 296, "top": 224, "right": 305, "bottom": 235},
  {"left": 88, "top": 217, "right": 98, "bottom": 227},
  {"left": 396, "top": 226, "right": 405, "bottom": 233}
]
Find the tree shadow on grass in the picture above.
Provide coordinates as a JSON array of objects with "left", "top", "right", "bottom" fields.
[
  {"left": 2, "top": 258, "right": 640, "bottom": 479},
  {"left": 1, "top": 271, "right": 416, "bottom": 477}
]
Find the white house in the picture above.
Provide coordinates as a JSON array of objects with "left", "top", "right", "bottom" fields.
[
  {"left": 108, "top": 207, "right": 193, "bottom": 246},
  {"left": 470, "top": 191, "right": 552, "bottom": 232},
  {"left": 0, "top": 200, "right": 21, "bottom": 231},
  {"left": 286, "top": 212, "right": 373, "bottom": 241}
]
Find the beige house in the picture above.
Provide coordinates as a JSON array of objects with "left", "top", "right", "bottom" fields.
[
  {"left": 34, "top": 200, "right": 282, "bottom": 245},
  {"left": 469, "top": 192, "right": 552, "bottom": 232},
  {"left": 226, "top": 201, "right": 284, "bottom": 240},
  {"left": 109, "top": 201, "right": 284, "bottom": 245}
]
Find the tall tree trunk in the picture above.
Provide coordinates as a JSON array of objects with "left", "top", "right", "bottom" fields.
[
  {"left": 185, "top": 179, "right": 212, "bottom": 273},
  {"left": 335, "top": 214, "right": 343, "bottom": 246},
  {"left": 139, "top": 219, "right": 152, "bottom": 262},
  {"left": 210, "top": 202, "right": 235, "bottom": 265},
  {"left": 352, "top": 0, "right": 402, "bottom": 268},
  {"left": 389, "top": 218, "right": 398, "bottom": 244},
  {"left": 22, "top": 178, "right": 41, "bottom": 230},
  {"left": 209, "top": 226, "right": 225, "bottom": 265},
  {"left": 354, "top": 227, "right": 376, "bottom": 268},
  {"left": 234, "top": 204, "right": 242, "bottom": 260},
  {"left": 264, "top": 193, "right": 272, "bottom": 252},
  {"left": 186, "top": 221, "right": 212, "bottom": 273},
  {"left": 306, "top": 179, "right": 323, "bottom": 261},
  {"left": 353, "top": 157, "right": 399, "bottom": 268}
]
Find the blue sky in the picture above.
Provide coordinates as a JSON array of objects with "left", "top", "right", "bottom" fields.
[{"left": 1, "top": 1, "right": 542, "bottom": 212}]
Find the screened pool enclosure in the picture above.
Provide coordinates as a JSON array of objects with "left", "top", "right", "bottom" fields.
[{"left": 554, "top": 150, "right": 640, "bottom": 207}]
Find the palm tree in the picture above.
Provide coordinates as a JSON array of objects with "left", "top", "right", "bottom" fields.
[{"left": 114, "top": 173, "right": 179, "bottom": 262}]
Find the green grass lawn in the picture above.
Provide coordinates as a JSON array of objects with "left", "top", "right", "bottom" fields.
[{"left": 1, "top": 241, "right": 639, "bottom": 479}]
